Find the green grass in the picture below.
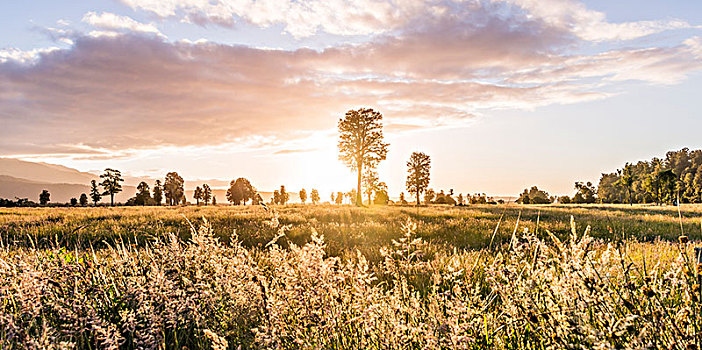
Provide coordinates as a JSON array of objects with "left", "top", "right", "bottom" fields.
[{"left": 2, "top": 203, "right": 700, "bottom": 257}]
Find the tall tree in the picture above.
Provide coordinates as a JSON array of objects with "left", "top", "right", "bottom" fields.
[
  {"left": 335, "top": 192, "right": 344, "bottom": 205},
  {"left": 152, "top": 180, "right": 163, "bottom": 205},
  {"left": 100, "top": 168, "right": 124, "bottom": 206},
  {"left": 338, "top": 108, "right": 389, "bottom": 206},
  {"left": 194, "top": 186, "right": 203, "bottom": 206},
  {"left": 90, "top": 179, "right": 102, "bottom": 205},
  {"left": 619, "top": 163, "right": 636, "bottom": 205},
  {"left": 164, "top": 172, "right": 185, "bottom": 206},
  {"left": 299, "top": 188, "right": 307, "bottom": 204},
  {"left": 39, "top": 189, "right": 50, "bottom": 205},
  {"left": 79, "top": 193, "right": 88, "bottom": 206},
  {"left": 310, "top": 189, "right": 320, "bottom": 204},
  {"left": 279, "top": 186, "right": 289, "bottom": 205},
  {"left": 202, "top": 184, "right": 212, "bottom": 205},
  {"left": 657, "top": 169, "right": 677, "bottom": 205},
  {"left": 136, "top": 181, "right": 151, "bottom": 206},
  {"left": 406, "top": 152, "right": 431, "bottom": 206}
]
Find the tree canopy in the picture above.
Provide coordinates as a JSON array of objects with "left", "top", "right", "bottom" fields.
[
  {"left": 406, "top": 152, "right": 431, "bottom": 206},
  {"left": 164, "top": 172, "right": 185, "bottom": 206},
  {"left": 100, "top": 168, "right": 124, "bottom": 206},
  {"left": 226, "top": 178, "right": 256, "bottom": 205},
  {"left": 338, "top": 108, "right": 389, "bottom": 206}
]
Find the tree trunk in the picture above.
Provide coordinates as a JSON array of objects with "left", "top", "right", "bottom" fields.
[
  {"left": 416, "top": 191, "right": 420, "bottom": 207},
  {"left": 356, "top": 164, "right": 362, "bottom": 206},
  {"left": 628, "top": 189, "right": 632, "bottom": 206},
  {"left": 110, "top": 193, "right": 114, "bottom": 206},
  {"left": 368, "top": 194, "right": 372, "bottom": 206}
]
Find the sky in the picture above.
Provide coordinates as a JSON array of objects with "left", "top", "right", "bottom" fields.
[{"left": 1, "top": 0, "right": 702, "bottom": 198}]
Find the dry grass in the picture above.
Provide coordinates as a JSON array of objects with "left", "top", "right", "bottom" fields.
[{"left": 1, "top": 204, "right": 702, "bottom": 348}]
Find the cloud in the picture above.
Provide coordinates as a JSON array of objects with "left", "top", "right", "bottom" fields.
[
  {"left": 1, "top": 1, "right": 701, "bottom": 158},
  {"left": 119, "top": 0, "right": 696, "bottom": 41},
  {"left": 119, "top": 0, "right": 439, "bottom": 38},
  {"left": 495, "top": 0, "right": 694, "bottom": 41},
  {"left": 82, "top": 11, "right": 162, "bottom": 36},
  {"left": 0, "top": 47, "right": 60, "bottom": 64}
]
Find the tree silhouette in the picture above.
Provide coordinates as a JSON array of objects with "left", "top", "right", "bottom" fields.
[
  {"left": 299, "top": 188, "right": 307, "bottom": 204},
  {"left": 152, "top": 180, "right": 163, "bottom": 205},
  {"left": 136, "top": 181, "right": 151, "bottom": 205},
  {"left": 90, "top": 180, "right": 101, "bottom": 205},
  {"left": 226, "top": 178, "right": 255, "bottom": 205},
  {"left": 70, "top": 198, "right": 78, "bottom": 206},
  {"left": 202, "top": 184, "right": 212, "bottom": 205},
  {"left": 39, "top": 189, "right": 50, "bottom": 205},
  {"left": 194, "top": 186, "right": 203, "bottom": 206},
  {"left": 279, "top": 186, "right": 289, "bottom": 205},
  {"left": 100, "top": 168, "right": 124, "bottom": 206},
  {"left": 406, "top": 152, "right": 431, "bottom": 206},
  {"left": 164, "top": 172, "right": 185, "bottom": 206},
  {"left": 212, "top": 195, "right": 217, "bottom": 206},
  {"left": 338, "top": 108, "right": 389, "bottom": 206},
  {"left": 335, "top": 192, "right": 343, "bottom": 205},
  {"left": 310, "top": 189, "right": 320, "bottom": 204},
  {"left": 79, "top": 193, "right": 88, "bottom": 206}
]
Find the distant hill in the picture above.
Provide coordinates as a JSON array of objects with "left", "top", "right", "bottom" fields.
[
  {"left": 0, "top": 158, "right": 306, "bottom": 204},
  {"left": 0, "top": 175, "right": 135, "bottom": 203},
  {"left": 0, "top": 158, "right": 97, "bottom": 185}
]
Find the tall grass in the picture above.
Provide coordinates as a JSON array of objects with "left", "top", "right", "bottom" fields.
[{"left": 1, "top": 206, "right": 702, "bottom": 349}]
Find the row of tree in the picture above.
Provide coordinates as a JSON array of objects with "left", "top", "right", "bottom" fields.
[
  {"left": 596, "top": 148, "right": 702, "bottom": 205},
  {"left": 515, "top": 148, "right": 702, "bottom": 206}
]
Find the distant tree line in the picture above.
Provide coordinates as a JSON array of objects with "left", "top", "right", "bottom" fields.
[{"left": 597, "top": 148, "right": 702, "bottom": 205}]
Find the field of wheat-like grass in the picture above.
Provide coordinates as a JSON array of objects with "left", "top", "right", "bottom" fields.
[{"left": 2, "top": 204, "right": 702, "bottom": 349}]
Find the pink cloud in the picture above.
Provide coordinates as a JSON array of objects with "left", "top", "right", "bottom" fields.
[{"left": 1, "top": 2, "right": 701, "bottom": 158}]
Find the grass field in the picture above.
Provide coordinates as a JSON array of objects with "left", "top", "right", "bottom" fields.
[{"left": 2, "top": 204, "right": 702, "bottom": 349}]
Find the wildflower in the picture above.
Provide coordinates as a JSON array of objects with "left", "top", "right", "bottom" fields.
[{"left": 679, "top": 236, "right": 689, "bottom": 244}]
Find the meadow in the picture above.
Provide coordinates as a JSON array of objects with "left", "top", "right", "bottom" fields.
[{"left": 2, "top": 204, "right": 702, "bottom": 349}]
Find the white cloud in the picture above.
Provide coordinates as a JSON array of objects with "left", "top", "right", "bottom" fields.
[
  {"left": 119, "top": 0, "right": 696, "bottom": 41},
  {"left": 495, "top": 0, "right": 694, "bottom": 41},
  {"left": 82, "top": 11, "right": 163, "bottom": 36},
  {"left": 0, "top": 47, "right": 60, "bottom": 64},
  {"left": 120, "top": 0, "right": 428, "bottom": 38}
]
